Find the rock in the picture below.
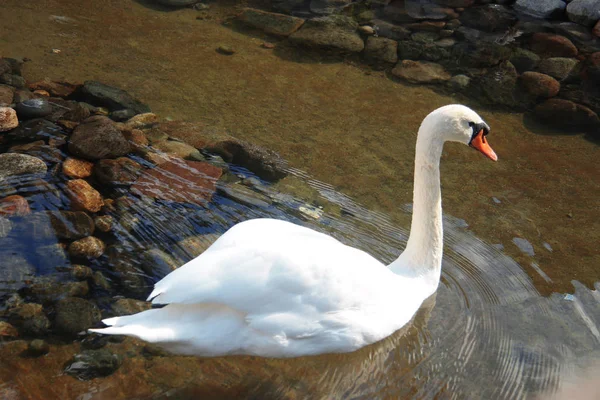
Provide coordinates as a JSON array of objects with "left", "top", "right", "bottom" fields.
[
  {"left": 0, "top": 195, "right": 30, "bottom": 216},
  {"left": 92, "top": 271, "right": 111, "bottom": 290},
  {"left": 79, "top": 81, "right": 150, "bottom": 114},
  {"left": 411, "top": 31, "right": 440, "bottom": 43},
  {"left": 28, "top": 79, "right": 79, "bottom": 98},
  {"left": 26, "top": 278, "right": 89, "bottom": 303},
  {"left": 46, "top": 211, "right": 95, "bottom": 239},
  {"left": 46, "top": 98, "right": 91, "bottom": 122},
  {"left": 397, "top": 40, "right": 425, "bottom": 60},
  {"left": 217, "top": 183, "right": 273, "bottom": 208},
  {"left": 65, "top": 179, "right": 104, "bottom": 212},
  {"left": 403, "top": 0, "right": 455, "bottom": 20},
  {"left": 0, "top": 107, "right": 18, "bottom": 132},
  {"left": 176, "top": 234, "right": 219, "bottom": 259},
  {"left": 27, "top": 339, "right": 50, "bottom": 356},
  {"left": 566, "top": 0, "right": 600, "bottom": 28},
  {"left": 554, "top": 21, "right": 596, "bottom": 43},
  {"left": 54, "top": 297, "right": 101, "bottom": 336},
  {"left": 68, "top": 116, "right": 131, "bottom": 160},
  {"left": 94, "top": 215, "right": 113, "bottom": 232},
  {"left": 123, "top": 112, "right": 158, "bottom": 130},
  {"left": 474, "top": 60, "right": 520, "bottom": 107},
  {"left": 238, "top": 8, "right": 305, "bottom": 36},
  {"left": 391, "top": 60, "right": 451, "bottom": 83},
  {"left": 62, "top": 157, "right": 94, "bottom": 179},
  {"left": 68, "top": 236, "right": 105, "bottom": 259},
  {"left": 370, "top": 20, "right": 410, "bottom": 41},
  {"left": 122, "top": 129, "right": 149, "bottom": 149},
  {"left": 9, "top": 141, "right": 64, "bottom": 165},
  {"left": 94, "top": 157, "right": 143, "bottom": 186},
  {"left": 272, "top": 0, "right": 305, "bottom": 13},
  {"left": 71, "top": 264, "right": 93, "bottom": 280},
  {"left": 364, "top": 36, "right": 398, "bottom": 66},
  {"left": 459, "top": 4, "right": 517, "bottom": 33},
  {"left": 0, "top": 153, "right": 47, "bottom": 182},
  {"left": 519, "top": 72, "right": 560, "bottom": 99},
  {"left": 109, "top": 109, "right": 136, "bottom": 122},
  {"left": 0, "top": 74, "right": 26, "bottom": 88},
  {"left": 156, "top": 0, "right": 197, "bottom": 5},
  {"left": 510, "top": 48, "right": 540, "bottom": 73},
  {"left": 434, "top": 38, "right": 456, "bottom": 47},
  {"left": 594, "top": 20, "right": 600, "bottom": 38},
  {"left": 65, "top": 349, "right": 121, "bottom": 380},
  {"left": 530, "top": 33, "right": 578, "bottom": 58},
  {"left": 15, "top": 98, "right": 53, "bottom": 119},
  {"left": 533, "top": 99, "right": 600, "bottom": 131},
  {"left": 111, "top": 298, "right": 151, "bottom": 316},
  {"left": 538, "top": 57, "right": 579, "bottom": 80},
  {"left": 217, "top": 45, "right": 235, "bottom": 55},
  {"left": 514, "top": 0, "right": 566, "bottom": 19},
  {"left": 432, "top": 0, "right": 473, "bottom": 6},
  {"left": 132, "top": 159, "right": 222, "bottom": 205},
  {"left": 451, "top": 40, "right": 512, "bottom": 68},
  {"left": 0, "top": 253, "right": 35, "bottom": 293},
  {"left": 0, "top": 321, "right": 18, "bottom": 338},
  {"left": 288, "top": 16, "right": 364, "bottom": 53},
  {"left": 141, "top": 248, "right": 180, "bottom": 278},
  {"left": 0, "top": 216, "right": 12, "bottom": 238},
  {"left": 0, "top": 85, "right": 14, "bottom": 106},
  {"left": 152, "top": 140, "right": 204, "bottom": 160},
  {"left": 5, "top": 118, "right": 64, "bottom": 142}
]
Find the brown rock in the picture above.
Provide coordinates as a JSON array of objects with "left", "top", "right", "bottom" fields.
[
  {"left": 391, "top": 60, "right": 451, "bottom": 83},
  {"left": 152, "top": 140, "right": 203, "bottom": 160},
  {"left": 68, "top": 116, "right": 131, "bottom": 160},
  {"left": 123, "top": 112, "right": 159, "bottom": 130},
  {"left": 364, "top": 36, "right": 398, "bottom": 66},
  {"left": 530, "top": 33, "right": 578, "bottom": 58},
  {"left": 65, "top": 179, "right": 104, "bottom": 212},
  {"left": 93, "top": 157, "right": 143, "bottom": 186},
  {"left": 405, "top": 21, "right": 446, "bottom": 31},
  {"left": 0, "top": 195, "right": 30, "bottom": 217},
  {"left": 519, "top": 72, "right": 560, "bottom": 99},
  {"left": 28, "top": 79, "right": 80, "bottom": 98},
  {"left": 123, "top": 129, "right": 149, "bottom": 147},
  {"left": 0, "top": 85, "right": 14, "bottom": 106},
  {"left": 33, "top": 90, "right": 50, "bottom": 97},
  {"left": 238, "top": 8, "right": 305, "bottom": 36},
  {"left": 94, "top": 215, "right": 113, "bottom": 232},
  {"left": 0, "top": 321, "right": 18, "bottom": 338},
  {"left": 132, "top": 159, "right": 222, "bottom": 204},
  {"left": 111, "top": 298, "right": 151, "bottom": 316},
  {"left": 63, "top": 157, "right": 94, "bottom": 179},
  {"left": 0, "top": 107, "right": 18, "bottom": 132},
  {"left": 68, "top": 236, "right": 106, "bottom": 259},
  {"left": 533, "top": 99, "right": 600, "bottom": 131},
  {"left": 594, "top": 20, "right": 600, "bottom": 38}
]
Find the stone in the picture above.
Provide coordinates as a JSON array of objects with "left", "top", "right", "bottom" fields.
[
  {"left": 510, "top": 48, "right": 541, "bottom": 73},
  {"left": 370, "top": 20, "right": 410, "bottom": 41},
  {"left": 594, "top": 20, "right": 600, "bottom": 37},
  {"left": 432, "top": 0, "right": 473, "bottom": 5},
  {"left": 533, "top": 99, "right": 600, "bottom": 131},
  {"left": 555, "top": 22, "right": 595, "bottom": 43},
  {"left": 9, "top": 141, "right": 64, "bottom": 165},
  {"left": 0, "top": 216, "right": 11, "bottom": 238},
  {"left": 397, "top": 40, "right": 424, "bottom": 60},
  {"left": 54, "top": 297, "right": 101, "bottom": 335},
  {"left": 36, "top": 244, "right": 68, "bottom": 271},
  {"left": 26, "top": 278, "right": 89, "bottom": 303},
  {"left": 566, "top": 0, "right": 600, "bottom": 28},
  {"left": 15, "top": 98, "right": 53, "bottom": 119},
  {"left": 65, "top": 179, "right": 104, "bottom": 212},
  {"left": 272, "top": 0, "right": 305, "bottom": 13},
  {"left": 156, "top": 0, "right": 197, "bottom": 5},
  {"left": 309, "top": 0, "right": 352, "bottom": 15},
  {"left": 218, "top": 183, "right": 273, "bottom": 208},
  {"left": 0, "top": 107, "right": 18, "bottom": 132},
  {"left": 519, "top": 72, "right": 560, "bottom": 99},
  {"left": 0, "top": 153, "right": 47, "bottom": 182},
  {"left": 451, "top": 40, "right": 512, "bottom": 68},
  {"left": 132, "top": 159, "right": 222, "bottom": 205},
  {"left": 111, "top": 298, "right": 151, "bottom": 316},
  {"left": 238, "top": 8, "right": 305, "bottom": 36},
  {"left": 47, "top": 98, "right": 91, "bottom": 122},
  {"left": 288, "top": 16, "right": 364, "bottom": 53},
  {"left": 28, "top": 79, "right": 79, "bottom": 98},
  {"left": 152, "top": 140, "right": 204, "bottom": 160},
  {"left": 514, "top": 0, "right": 566, "bottom": 19},
  {"left": 474, "top": 60, "right": 520, "bottom": 107},
  {"left": 0, "top": 195, "right": 30, "bottom": 216},
  {"left": 123, "top": 112, "right": 158, "bottom": 130},
  {"left": 391, "top": 60, "right": 451, "bottom": 83},
  {"left": 122, "top": 128, "right": 149, "bottom": 148},
  {"left": 530, "top": 33, "right": 578, "bottom": 58},
  {"left": 141, "top": 248, "right": 180, "bottom": 278},
  {"left": 94, "top": 215, "right": 113, "bottom": 232},
  {"left": 176, "top": 234, "right": 219, "bottom": 259},
  {"left": 68, "top": 236, "right": 105, "bottom": 259},
  {"left": 80, "top": 81, "right": 150, "bottom": 114},
  {"left": 405, "top": 21, "right": 446, "bottom": 32},
  {"left": 411, "top": 31, "right": 439, "bottom": 43},
  {"left": 94, "top": 157, "right": 143, "bottom": 186},
  {"left": 538, "top": 57, "right": 579, "bottom": 80},
  {"left": 64, "top": 349, "right": 121, "bottom": 380},
  {"left": 46, "top": 211, "right": 95, "bottom": 239},
  {"left": 364, "top": 36, "right": 398, "bottom": 66},
  {"left": 0, "top": 321, "right": 18, "bottom": 338},
  {"left": 404, "top": 0, "right": 455, "bottom": 20},
  {"left": 71, "top": 265, "right": 93, "bottom": 280},
  {"left": 0, "top": 85, "right": 15, "bottom": 106},
  {"left": 216, "top": 45, "right": 235, "bottom": 55},
  {"left": 92, "top": 271, "right": 111, "bottom": 290},
  {"left": 459, "top": 4, "right": 517, "bottom": 33},
  {"left": 0, "top": 74, "right": 26, "bottom": 88},
  {"left": 62, "top": 157, "right": 94, "bottom": 179},
  {"left": 27, "top": 339, "right": 50, "bottom": 356},
  {"left": 109, "top": 109, "right": 136, "bottom": 122},
  {"left": 6, "top": 118, "right": 64, "bottom": 142},
  {"left": 68, "top": 116, "right": 131, "bottom": 160}
]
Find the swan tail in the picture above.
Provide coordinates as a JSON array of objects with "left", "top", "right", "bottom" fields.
[{"left": 88, "top": 309, "right": 177, "bottom": 343}]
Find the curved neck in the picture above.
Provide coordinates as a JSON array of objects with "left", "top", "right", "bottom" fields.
[{"left": 390, "top": 128, "right": 444, "bottom": 291}]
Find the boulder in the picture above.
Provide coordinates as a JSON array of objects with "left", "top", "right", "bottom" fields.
[
  {"left": 533, "top": 99, "right": 600, "bottom": 131},
  {"left": 530, "top": 33, "right": 578, "bottom": 58},
  {"left": 566, "top": 0, "right": 600, "bottom": 28},
  {"left": 538, "top": 57, "right": 579, "bottom": 80},
  {"left": 459, "top": 4, "right": 517, "bottom": 33},
  {"left": 0, "top": 106, "right": 18, "bottom": 132},
  {"left": 391, "top": 60, "right": 451, "bottom": 83},
  {"left": 514, "top": 0, "right": 566, "bottom": 19},
  {"left": 519, "top": 72, "right": 560, "bottom": 99},
  {"left": 288, "top": 16, "right": 364, "bottom": 53},
  {"left": 238, "top": 8, "right": 305, "bottom": 36},
  {"left": 79, "top": 81, "right": 150, "bottom": 114},
  {"left": 364, "top": 36, "right": 398, "bottom": 66},
  {"left": 69, "top": 116, "right": 131, "bottom": 160}
]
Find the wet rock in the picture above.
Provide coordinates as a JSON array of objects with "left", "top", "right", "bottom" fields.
[
  {"left": 0, "top": 153, "right": 47, "bottom": 182},
  {"left": 238, "top": 8, "right": 305, "bottom": 36},
  {"left": 364, "top": 36, "right": 398, "bottom": 67},
  {"left": 397, "top": 40, "right": 424, "bottom": 60},
  {"left": 0, "top": 254, "right": 35, "bottom": 293},
  {"left": 109, "top": 258, "right": 147, "bottom": 296},
  {"left": 54, "top": 297, "right": 101, "bottom": 335},
  {"left": 15, "top": 98, "right": 53, "bottom": 119},
  {"left": 28, "top": 79, "right": 79, "bottom": 98},
  {"left": 519, "top": 72, "right": 560, "bottom": 99},
  {"left": 65, "top": 179, "right": 104, "bottom": 212},
  {"left": 0, "top": 195, "right": 30, "bottom": 216},
  {"left": 176, "top": 233, "right": 219, "bottom": 259},
  {"left": 65, "top": 349, "right": 121, "bottom": 380},
  {"left": 538, "top": 57, "right": 579, "bottom": 80},
  {"left": 68, "top": 236, "right": 105, "bottom": 259},
  {"left": 594, "top": 20, "right": 600, "bottom": 38},
  {"left": 132, "top": 159, "right": 222, "bottom": 205},
  {"left": 218, "top": 183, "right": 273, "bottom": 208},
  {"left": 92, "top": 271, "right": 111, "bottom": 291},
  {"left": 459, "top": 4, "right": 517, "bottom": 33},
  {"left": 451, "top": 40, "right": 511, "bottom": 68},
  {"left": 111, "top": 298, "right": 151, "bottom": 316},
  {"left": 533, "top": 99, "right": 600, "bottom": 131},
  {"left": 509, "top": 48, "right": 540, "bottom": 74},
  {"left": 123, "top": 112, "right": 158, "bottom": 130},
  {"left": 94, "top": 157, "right": 143, "bottom": 186},
  {"left": 6, "top": 118, "right": 64, "bottom": 142},
  {"left": 47, "top": 98, "right": 91, "bottom": 122},
  {"left": 27, "top": 339, "right": 50, "bottom": 356},
  {"left": 26, "top": 278, "right": 89, "bottom": 303},
  {"left": 391, "top": 60, "right": 451, "bottom": 83},
  {"left": 109, "top": 108, "right": 136, "bottom": 122},
  {"left": 0, "top": 216, "right": 12, "bottom": 238},
  {"left": 310, "top": 0, "right": 352, "bottom": 15},
  {"left": 216, "top": 45, "right": 235, "bottom": 55},
  {"left": 0, "top": 107, "right": 18, "bottom": 132},
  {"left": 157, "top": 0, "right": 197, "bottom": 5},
  {"left": 555, "top": 21, "right": 596, "bottom": 43},
  {"left": 402, "top": 0, "right": 453, "bottom": 20},
  {"left": 0, "top": 321, "right": 18, "bottom": 338},
  {"left": 35, "top": 243, "right": 68, "bottom": 271},
  {"left": 289, "top": 16, "right": 364, "bottom": 53},
  {"left": 476, "top": 60, "right": 520, "bottom": 107},
  {"left": 62, "top": 157, "right": 94, "bottom": 179},
  {"left": 9, "top": 141, "right": 65, "bottom": 165},
  {"left": 80, "top": 81, "right": 150, "bottom": 114},
  {"left": 69, "top": 116, "right": 131, "bottom": 160},
  {"left": 46, "top": 210, "right": 95, "bottom": 239},
  {"left": 141, "top": 248, "right": 180, "bottom": 278},
  {"left": 0, "top": 74, "right": 26, "bottom": 88},
  {"left": 94, "top": 215, "right": 113, "bottom": 233},
  {"left": 0, "top": 85, "right": 15, "bottom": 106},
  {"left": 122, "top": 128, "right": 149, "bottom": 151},
  {"left": 152, "top": 140, "right": 204, "bottom": 160},
  {"left": 449, "top": 74, "right": 471, "bottom": 91},
  {"left": 530, "top": 33, "right": 578, "bottom": 58},
  {"left": 71, "top": 265, "right": 93, "bottom": 280},
  {"left": 371, "top": 20, "right": 410, "bottom": 41},
  {"left": 514, "top": 0, "right": 565, "bottom": 19},
  {"left": 566, "top": 0, "right": 600, "bottom": 28},
  {"left": 411, "top": 30, "right": 440, "bottom": 44},
  {"left": 12, "top": 89, "right": 36, "bottom": 103}
]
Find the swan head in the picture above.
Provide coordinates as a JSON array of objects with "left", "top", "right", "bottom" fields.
[{"left": 422, "top": 104, "right": 498, "bottom": 161}]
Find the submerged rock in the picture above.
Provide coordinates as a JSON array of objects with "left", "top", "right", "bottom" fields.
[
  {"left": 68, "top": 116, "right": 131, "bottom": 160},
  {"left": 530, "top": 33, "right": 578, "bottom": 58},
  {"left": 94, "top": 157, "right": 143, "bottom": 186},
  {"left": 519, "top": 72, "right": 560, "bottom": 99},
  {"left": 533, "top": 99, "right": 600, "bottom": 131},
  {"left": 80, "top": 81, "right": 150, "bottom": 114},
  {"left": 0, "top": 321, "right": 18, "bottom": 338},
  {"left": 0, "top": 195, "right": 30, "bottom": 217},
  {"left": 54, "top": 297, "right": 101, "bottom": 335},
  {"left": 140, "top": 248, "right": 180, "bottom": 278},
  {"left": 0, "top": 253, "right": 35, "bottom": 293},
  {"left": 65, "top": 349, "right": 122, "bottom": 380},
  {"left": 27, "top": 339, "right": 50, "bottom": 356},
  {"left": 218, "top": 183, "right": 273, "bottom": 208},
  {"left": 68, "top": 236, "right": 105, "bottom": 259},
  {"left": 537, "top": 57, "right": 579, "bottom": 81},
  {"left": 566, "top": 0, "right": 600, "bottom": 28},
  {"left": 238, "top": 8, "right": 305, "bottom": 36},
  {"left": 46, "top": 210, "right": 95, "bottom": 239},
  {"left": 391, "top": 60, "right": 451, "bottom": 83},
  {"left": 289, "top": 16, "right": 364, "bottom": 53},
  {"left": 514, "top": 0, "right": 565, "bottom": 19},
  {"left": 0, "top": 107, "right": 18, "bottom": 132},
  {"left": 62, "top": 157, "right": 94, "bottom": 179},
  {"left": 364, "top": 36, "right": 398, "bottom": 66},
  {"left": 6, "top": 118, "right": 64, "bottom": 142},
  {"left": 110, "top": 298, "right": 151, "bottom": 316}
]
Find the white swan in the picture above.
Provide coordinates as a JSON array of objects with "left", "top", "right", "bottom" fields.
[{"left": 90, "top": 105, "right": 497, "bottom": 357}]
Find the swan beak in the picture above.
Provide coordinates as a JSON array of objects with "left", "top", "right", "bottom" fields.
[{"left": 470, "top": 129, "right": 498, "bottom": 161}]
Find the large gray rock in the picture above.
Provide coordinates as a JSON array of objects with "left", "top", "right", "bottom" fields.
[
  {"left": 514, "top": 0, "right": 566, "bottom": 19},
  {"left": 566, "top": 0, "right": 600, "bottom": 28},
  {"left": 0, "top": 153, "right": 47, "bottom": 182},
  {"left": 80, "top": 81, "right": 150, "bottom": 114},
  {"left": 68, "top": 116, "right": 131, "bottom": 160},
  {"left": 288, "top": 16, "right": 364, "bottom": 53}
]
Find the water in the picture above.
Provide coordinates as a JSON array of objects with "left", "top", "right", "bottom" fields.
[{"left": 1, "top": 0, "right": 600, "bottom": 398}]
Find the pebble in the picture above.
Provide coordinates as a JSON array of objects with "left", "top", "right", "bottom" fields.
[
  {"left": 512, "top": 237, "right": 535, "bottom": 257},
  {"left": 0, "top": 195, "right": 30, "bottom": 216},
  {"left": 62, "top": 157, "right": 94, "bottom": 179},
  {"left": 68, "top": 236, "right": 106, "bottom": 259},
  {"left": 0, "top": 106, "right": 18, "bottom": 132},
  {"left": 0, "top": 153, "right": 47, "bottom": 182},
  {"left": 0, "top": 321, "right": 18, "bottom": 338},
  {"left": 15, "top": 98, "right": 53, "bottom": 119},
  {"left": 94, "top": 215, "right": 113, "bottom": 232},
  {"left": 65, "top": 179, "right": 104, "bottom": 212},
  {"left": 71, "top": 264, "right": 94, "bottom": 280},
  {"left": 217, "top": 45, "right": 235, "bottom": 55},
  {"left": 64, "top": 349, "right": 122, "bottom": 380},
  {"left": 28, "top": 339, "right": 50, "bottom": 356}
]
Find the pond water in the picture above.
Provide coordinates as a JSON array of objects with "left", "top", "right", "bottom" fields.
[{"left": 1, "top": 0, "right": 599, "bottom": 399}]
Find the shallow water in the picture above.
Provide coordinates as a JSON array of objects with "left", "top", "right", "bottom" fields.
[{"left": 1, "top": 0, "right": 600, "bottom": 398}]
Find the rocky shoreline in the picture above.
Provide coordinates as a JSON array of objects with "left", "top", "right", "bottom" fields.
[{"left": 230, "top": 0, "right": 600, "bottom": 135}]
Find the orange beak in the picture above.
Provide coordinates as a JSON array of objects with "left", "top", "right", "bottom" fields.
[{"left": 470, "top": 129, "right": 498, "bottom": 161}]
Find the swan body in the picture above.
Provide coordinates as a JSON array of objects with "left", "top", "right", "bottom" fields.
[{"left": 90, "top": 105, "right": 497, "bottom": 357}]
